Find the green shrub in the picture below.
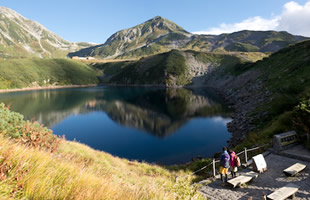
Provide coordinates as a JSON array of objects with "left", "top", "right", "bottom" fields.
[
  {"left": 293, "top": 98, "right": 310, "bottom": 133},
  {"left": 0, "top": 103, "right": 24, "bottom": 138},
  {"left": 0, "top": 103, "right": 61, "bottom": 152}
]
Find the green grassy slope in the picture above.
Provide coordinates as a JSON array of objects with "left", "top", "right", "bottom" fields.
[
  {"left": 94, "top": 50, "right": 251, "bottom": 86},
  {"left": 0, "top": 58, "right": 99, "bottom": 89},
  {"left": 250, "top": 40, "right": 310, "bottom": 148},
  {"left": 95, "top": 50, "right": 190, "bottom": 86},
  {"left": 220, "top": 40, "right": 310, "bottom": 149}
]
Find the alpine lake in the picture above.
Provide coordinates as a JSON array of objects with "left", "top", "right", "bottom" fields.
[{"left": 0, "top": 86, "right": 232, "bottom": 165}]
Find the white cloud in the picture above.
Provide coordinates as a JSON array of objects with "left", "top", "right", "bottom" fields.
[
  {"left": 278, "top": 1, "right": 310, "bottom": 36},
  {"left": 193, "top": 1, "right": 310, "bottom": 37},
  {"left": 193, "top": 16, "right": 279, "bottom": 35},
  {"left": 211, "top": 117, "right": 231, "bottom": 126}
]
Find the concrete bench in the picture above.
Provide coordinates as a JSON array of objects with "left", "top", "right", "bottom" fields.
[
  {"left": 273, "top": 131, "right": 298, "bottom": 152},
  {"left": 267, "top": 183, "right": 299, "bottom": 200},
  {"left": 227, "top": 171, "right": 258, "bottom": 188},
  {"left": 283, "top": 163, "right": 306, "bottom": 176}
]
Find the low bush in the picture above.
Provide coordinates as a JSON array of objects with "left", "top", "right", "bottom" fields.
[{"left": 0, "top": 103, "right": 62, "bottom": 152}]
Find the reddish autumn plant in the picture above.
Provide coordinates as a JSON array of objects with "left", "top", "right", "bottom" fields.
[
  {"left": 0, "top": 103, "right": 64, "bottom": 152},
  {"left": 19, "top": 121, "right": 64, "bottom": 152}
]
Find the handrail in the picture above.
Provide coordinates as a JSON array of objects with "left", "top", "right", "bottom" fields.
[
  {"left": 247, "top": 143, "right": 270, "bottom": 152},
  {"left": 176, "top": 143, "right": 270, "bottom": 180},
  {"left": 236, "top": 151, "right": 244, "bottom": 156}
]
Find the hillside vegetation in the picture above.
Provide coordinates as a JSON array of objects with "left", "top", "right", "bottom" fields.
[
  {"left": 93, "top": 50, "right": 256, "bottom": 86},
  {"left": 247, "top": 40, "right": 310, "bottom": 148},
  {"left": 0, "top": 58, "right": 99, "bottom": 89},
  {"left": 0, "top": 103, "right": 203, "bottom": 199},
  {"left": 205, "top": 40, "right": 310, "bottom": 150}
]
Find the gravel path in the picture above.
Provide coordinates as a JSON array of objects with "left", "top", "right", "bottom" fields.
[{"left": 199, "top": 153, "right": 310, "bottom": 200}]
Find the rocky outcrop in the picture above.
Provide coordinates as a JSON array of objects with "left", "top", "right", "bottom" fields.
[
  {"left": 182, "top": 52, "right": 219, "bottom": 86},
  {"left": 205, "top": 68, "right": 272, "bottom": 146}
]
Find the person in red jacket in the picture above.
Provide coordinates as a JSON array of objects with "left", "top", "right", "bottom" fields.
[{"left": 229, "top": 149, "right": 238, "bottom": 178}]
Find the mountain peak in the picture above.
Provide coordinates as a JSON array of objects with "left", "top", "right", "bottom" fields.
[
  {"left": 0, "top": 6, "right": 23, "bottom": 19},
  {"left": 69, "top": 16, "right": 191, "bottom": 59},
  {"left": 0, "top": 6, "right": 11, "bottom": 11},
  {"left": 150, "top": 16, "right": 164, "bottom": 21}
]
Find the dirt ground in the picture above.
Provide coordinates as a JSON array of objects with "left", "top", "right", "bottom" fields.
[{"left": 199, "top": 153, "right": 310, "bottom": 200}]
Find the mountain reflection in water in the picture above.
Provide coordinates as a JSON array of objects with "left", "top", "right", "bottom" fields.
[{"left": 0, "top": 86, "right": 232, "bottom": 164}]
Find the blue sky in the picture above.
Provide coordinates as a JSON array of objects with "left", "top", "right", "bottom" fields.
[{"left": 1, "top": 0, "right": 310, "bottom": 43}]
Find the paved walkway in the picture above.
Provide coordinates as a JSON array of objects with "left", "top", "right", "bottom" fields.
[
  {"left": 282, "top": 145, "right": 310, "bottom": 162},
  {"left": 199, "top": 153, "right": 310, "bottom": 200}
]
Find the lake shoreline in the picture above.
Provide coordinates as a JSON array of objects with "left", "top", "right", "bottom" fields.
[
  {"left": 0, "top": 84, "right": 98, "bottom": 94},
  {"left": 99, "top": 83, "right": 216, "bottom": 89},
  {"left": 0, "top": 83, "right": 220, "bottom": 94}
]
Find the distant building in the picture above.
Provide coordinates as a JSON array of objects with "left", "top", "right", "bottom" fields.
[{"left": 72, "top": 56, "right": 95, "bottom": 60}]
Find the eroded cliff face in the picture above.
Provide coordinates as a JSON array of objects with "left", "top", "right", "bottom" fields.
[{"left": 204, "top": 68, "right": 272, "bottom": 146}]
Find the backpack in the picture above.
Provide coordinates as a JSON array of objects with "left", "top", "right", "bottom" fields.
[{"left": 234, "top": 155, "right": 241, "bottom": 167}]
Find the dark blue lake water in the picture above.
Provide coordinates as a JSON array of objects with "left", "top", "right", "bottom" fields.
[{"left": 0, "top": 86, "right": 232, "bottom": 164}]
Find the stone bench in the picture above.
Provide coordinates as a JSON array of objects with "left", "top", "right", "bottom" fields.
[
  {"left": 273, "top": 131, "right": 298, "bottom": 152},
  {"left": 227, "top": 171, "right": 258, "bottom": 188},
  {"left": 283, "top": 163, "right": 306, "bottom": 176},
  {"left": 267, "top": 183, "right": 299, "bottom": 200}
]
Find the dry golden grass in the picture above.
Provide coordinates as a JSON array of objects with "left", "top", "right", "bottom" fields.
[{"left": 0, "top": 135, "right": 204, "bottom": 200}]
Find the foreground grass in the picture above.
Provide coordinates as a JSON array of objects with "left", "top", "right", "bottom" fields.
[
  {"left": 0, "top": 105, "right": 204, "bottom": 200},
  {"left": 0, "top": 138, "right": 204, "bottom": 199}
]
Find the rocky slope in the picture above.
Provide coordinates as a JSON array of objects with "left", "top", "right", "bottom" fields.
[
  {"left": 69, "top": 16, "right": 308, "bottom": 59},
  {"left": 204, "top": 40, "right": 310, "bottom": 146},
  {"left": 0, "top": 7, "right": 93, "bottom": 58},
  {"left": 93, "top": 50, "right": 260, "bottom": 87}
]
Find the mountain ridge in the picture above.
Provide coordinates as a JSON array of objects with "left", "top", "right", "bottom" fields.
[
  {"left": 0, "top": 6, "right": 93, "bottom": 58},
  {"left": 68, "top": 16, "right": 309, "bottom": 59},
  {"left": 68, "top": 16, "right": 192, "bottom": 59}
]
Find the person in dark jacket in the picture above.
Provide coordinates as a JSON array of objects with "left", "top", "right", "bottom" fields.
[{"left": 219, "top": 146, "right": 230, "bottom": 185}]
